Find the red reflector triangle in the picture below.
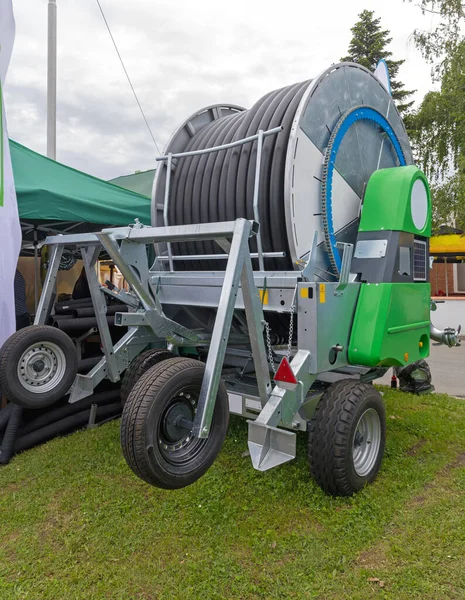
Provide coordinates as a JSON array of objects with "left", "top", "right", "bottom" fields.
[{"left": 274, "top": 357, "right": 298, "bottom": 385}]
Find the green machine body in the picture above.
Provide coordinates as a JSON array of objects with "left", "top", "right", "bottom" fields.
[{"left": 348, "top": 166, "right": 432, "bottom": 367}]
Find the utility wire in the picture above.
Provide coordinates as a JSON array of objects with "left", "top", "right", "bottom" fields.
[{"left": 94, "top": 0, "right": 161, "bottom": 154}]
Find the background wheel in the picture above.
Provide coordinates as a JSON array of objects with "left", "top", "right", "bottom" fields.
[
  {"left": 121, "top": 357, "right": 229, "bottom": 489},
  {"left": 120, "top": 348, "right": 175, "bottom": 406},
  {"left": 0, "top": 325, "right": 78, "bottom": 409},
  {"left": 308, "top": 380, "right": 386, "bottom": 496}
]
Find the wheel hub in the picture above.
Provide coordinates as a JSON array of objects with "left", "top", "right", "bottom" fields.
[
  {"left": 163, "top": 401, "right": 193, "bottom": 443},
  {"left": 354, "top": 431, "right": 364, "bottom": 448},
  {"left": 159, "top": 391, "right": 197, "bottom": 453},
  {"left": 32, "top": 359, "right": 46, "bottom": 373},
  {"left": 352, "top": 408, "right": 381, "bottom": 477},
  {"left": 17, "top": 342, "right": 67, "bottom": 394}
]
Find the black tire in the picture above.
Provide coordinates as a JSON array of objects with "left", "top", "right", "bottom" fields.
[
  {"left": 120, "top": 348, "right": 176, "bottom": 406},
  {"left": 0, "top": 325, "right": 78, "bottom": 410},
  {"left": 121, "top": 357, "right": 230, "bottom": 489},
  {"left": 308, "top": 380, "right": 386, "bottom": 496}
]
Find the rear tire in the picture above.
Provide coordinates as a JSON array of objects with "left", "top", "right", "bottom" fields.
[
  {"left": 121, "top": 357, "right": 229, "bottom": 489},
  {"left": 0, "top": 325, "right": 78, "bottom": 409},
  {"left": 120, "top": 348, "right": 175, "bottom": 406},
  {"left": 308, "top": 380, "right": 386, "bottom": 496}
]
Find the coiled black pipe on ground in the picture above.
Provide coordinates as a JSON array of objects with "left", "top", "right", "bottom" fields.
[
  {"left": 0, "top": 402, "right": 13, "bottom": 431},
  {"left": 17, "top": 390, "right": 120, "bottom": 437},
  {"left": 0, "top": 404, "right": 23, "bottom": 464},
  {"left": 14, "top": 402, "right": 122, "bottom": 455}
]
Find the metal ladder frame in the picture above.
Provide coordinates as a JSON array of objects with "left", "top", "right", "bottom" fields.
[{"left": 38, "top": 217, "right": 324, "bottom": 470}]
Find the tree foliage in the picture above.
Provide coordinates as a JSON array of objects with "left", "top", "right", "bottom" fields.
[
  {"left": 341, "top": 10, "right": 415, "bottom": 115},
  {"left": 407, "top": 1, "right": 465, "bottom": 78},
  {"left": 407, "top": 1, "right": 465, "bottom": 230}
]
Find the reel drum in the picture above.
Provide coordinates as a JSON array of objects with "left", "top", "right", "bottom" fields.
[{"left": 152, "top": 62, "right": 413, "bottom": 278}]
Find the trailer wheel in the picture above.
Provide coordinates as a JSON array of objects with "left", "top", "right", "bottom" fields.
[
  {"left": 308, "top": 380, "right": 386, "bottom": 496},
  {"left": 120, "top": 348, "right": 175, "bottom": 406},
  {"left": 121, "top": 357, "right": 229, "bottom": 489},
  {"left": 0, "top": 325, "right": 78, "bottom": 409}
]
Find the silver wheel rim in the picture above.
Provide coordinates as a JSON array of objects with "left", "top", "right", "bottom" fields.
[
  {"left": 352, "top": 408, "right": 381, "bottom": 477},
  {"left": 17, "top": 341, "right": 66, "bottom": 394}
]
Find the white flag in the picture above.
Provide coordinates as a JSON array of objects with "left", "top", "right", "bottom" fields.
[
  {"left": 374, "top": 59, "right": 392, "bottom": 96},
  {"left": 0, "top": 0, "right": 21, "bottom": 348}
]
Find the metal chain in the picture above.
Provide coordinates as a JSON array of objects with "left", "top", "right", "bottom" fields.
[
  {"left": 264, "top": 320, "right": 276, "bottom": 374},
  {"left": 287, "top": 286, "right": 297, "bottom": 359}
]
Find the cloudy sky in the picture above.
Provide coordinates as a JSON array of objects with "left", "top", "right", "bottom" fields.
[{"left": 5, "top": 0, "right": 438, "bottom": 181}]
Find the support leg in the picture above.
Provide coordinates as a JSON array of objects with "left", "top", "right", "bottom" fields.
[{"left": 193, "top": 219, "right": 253, "bottom": 438}]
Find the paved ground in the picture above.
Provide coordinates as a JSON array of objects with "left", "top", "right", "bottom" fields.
[{"left": 378, "top": 343, "right": 465, "bottom": 397}]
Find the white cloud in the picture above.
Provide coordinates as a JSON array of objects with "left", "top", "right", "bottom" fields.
[{"left": 4, "top": 0, "right": 437, "bottom": 180}]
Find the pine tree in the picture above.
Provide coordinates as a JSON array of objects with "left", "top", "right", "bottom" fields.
[{"left": 341, "top": 10, "right": 415, "bottom": 116}]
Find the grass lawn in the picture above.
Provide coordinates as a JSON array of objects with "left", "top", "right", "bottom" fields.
[{"left": 0, "top": 386, "right": 464, "bottom": 600}]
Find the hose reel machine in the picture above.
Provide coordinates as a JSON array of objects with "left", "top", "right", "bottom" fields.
[
  {"left": 151, "top": 62, "right": 417, "bottom": 344},
  {"left": 0, "top": 62, "right": 457, "bottom": 496}
]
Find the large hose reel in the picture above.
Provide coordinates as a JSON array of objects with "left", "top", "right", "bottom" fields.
[{"left": 152, "top": 62, "right": 413, "bottom": 278}]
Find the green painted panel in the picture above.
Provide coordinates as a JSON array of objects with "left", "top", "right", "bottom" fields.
[
  {"left": 359, "top": 166, "right": 432, "bottom": 237},
  {"left": 349, "top": 283, "right": 431, "bottom": 367}
]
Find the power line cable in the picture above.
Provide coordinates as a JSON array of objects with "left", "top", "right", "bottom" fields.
[{"left": 94, "top": 0, "right": 161, "bottom": 154}]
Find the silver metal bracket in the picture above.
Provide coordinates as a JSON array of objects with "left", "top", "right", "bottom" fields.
[
  {"left": 302, "top": 231, "right": 319, "bottom": 282},
  {"left": 81, "top": 245, "right": 120, "bottom": 383},
  {"left": 248, "top": 423, "right": 296, "bottom": 471},
  {"left": 247, "top": 351, "right": 315, "bottom": 471},
  {"left": 334, "top": 242, "right": 354, "bottom": 296},
  {"left": 193, "top": 218, "right": 272, "bottom": 437}
]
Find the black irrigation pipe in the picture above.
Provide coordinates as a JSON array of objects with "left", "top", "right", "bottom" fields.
[
  {"left": 168, "top": 80, "right": 309, "bottom": 272},
  {"left": 55, "top": 297, "right": 93, "bottom": 308},
  {"left": 0, "top": 402, "right": 13, "bottom": 431},
  {"left": 78, "top": 356, "right": 102, "bottom": 373},
  {"left": 54, "top": 299, "right": 94, "bottom": 315},
  {"left": 14, "top": 402, "right": 122, "bottom": 455},
  {"left": 73, "top": 305, "right": 128, "bottom": 318},
  {"left": 18, "top": 390, "right": 120, "bottom": 437},
  {"left": 0, "top": 404, "right": 23, "bottom": 464},
  {"left": 48, "top": 314, "right": 72, "bottom": 322},
  {"left": 167, "top": 80, "right": 309, "bottom": 338},
  {"left": 52, "top": 316, "right": 121, "bottom": 333}
]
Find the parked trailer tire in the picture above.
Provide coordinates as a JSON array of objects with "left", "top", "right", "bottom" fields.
[
  {"left": 121, "top": 357, "right": 229, "bottom": 489},
  {"left": 308, "top": 380, "right": 386, "bottom": 496},
  {"left": 0, "top": 326, "right": 78, "bottom": 410},
  {"left": 120, "top": 348, "right": 176, "bottom": 406}
]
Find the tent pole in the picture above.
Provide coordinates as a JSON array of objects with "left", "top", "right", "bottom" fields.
[
  {"left": 34, "top": 227, "right": 39, "bottom": 312},
  {"left": 47, "top": 0, "right": 57, "bottom": 160}
]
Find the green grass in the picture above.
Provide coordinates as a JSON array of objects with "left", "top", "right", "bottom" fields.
[{"left": 0, "top": 387, "right": 464, "bottom": 600}]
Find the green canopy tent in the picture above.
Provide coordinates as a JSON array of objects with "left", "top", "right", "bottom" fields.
[
  {"left": 10, "top": 140, "right": 151, "bottom": 309},
  {"left": 11, "top": 140, "right": 151, "bottom": 252},
  {"left": 109, "top": 169, "right": 155, "bottom": 198}
]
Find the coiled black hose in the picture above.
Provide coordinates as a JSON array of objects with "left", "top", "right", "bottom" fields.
[
  {"left": 14, "top": 402, "right": 122, "bottom": 455},
  {"left": 168, "top": 81, "right": 310, "bottom": 271},
  {"left": 0, "top": 404, "right": 23, "bottom": 464}
]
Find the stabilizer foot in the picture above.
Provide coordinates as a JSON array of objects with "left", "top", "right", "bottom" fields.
[{"left": 247, "top": 421, "right": 296, "bottom": 471}]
